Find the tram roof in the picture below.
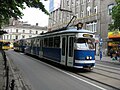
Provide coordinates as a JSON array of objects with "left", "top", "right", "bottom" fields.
[{"left": 40, "top": 27, "right": 94, "bottom": 36}]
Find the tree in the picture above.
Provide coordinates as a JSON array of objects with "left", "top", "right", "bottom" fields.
[
  {"left": 0, "top": 0, "right": 49, "bottom": 29},
  {"left": 109, "top": 0, "right": 120, "bottom": 31}
]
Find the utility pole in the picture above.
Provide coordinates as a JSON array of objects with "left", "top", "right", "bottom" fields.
[{"left": 99, "top": 0, "right": 103, "bottom": 60}]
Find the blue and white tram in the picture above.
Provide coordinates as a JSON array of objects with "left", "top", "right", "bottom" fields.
[{"left": 22, "top": 26, "right": 95, "bottom": 69}]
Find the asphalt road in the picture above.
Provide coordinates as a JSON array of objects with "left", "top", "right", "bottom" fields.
[{"left": 6, "top": 50, "right": 106, "bottom": 90}]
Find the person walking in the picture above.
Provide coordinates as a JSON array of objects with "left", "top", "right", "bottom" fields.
[
  {"left": 112, "top": 50, "right": 117, "bottom": 60},
  {"left": 110, "top": 49, "right": 113, "bottom": 58},
  {"left": 117, "top": 49, "right": 120, "bottom": 62}
]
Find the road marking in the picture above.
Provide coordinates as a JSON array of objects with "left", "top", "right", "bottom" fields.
[
  {"left": 37, "top": 60, "right": 107, "bottom": 90},
  {"left": 55, "top": 68, "right": 107, "bottom": 90}
]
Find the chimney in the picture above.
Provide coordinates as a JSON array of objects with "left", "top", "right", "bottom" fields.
[{"left": 36, "top": 23, "right": 38, "bottom": 26}]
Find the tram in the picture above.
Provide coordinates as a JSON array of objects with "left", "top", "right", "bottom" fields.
[
  {"left": 13, "top": 39, "right": 26, "bottom": 52},
  {"left": 14, "top": 23, "right": 96, "bottom": 70}
]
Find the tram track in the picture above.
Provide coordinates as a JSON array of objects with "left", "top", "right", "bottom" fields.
[
  {"left": 76, "top": 72, "right": 120, "bottom": 90},
  {"left": 74, "top": 64, "right": 120, "bottom": 90},
  {"left": 96, "top": 64, "right": 120, "bottom": 74}
]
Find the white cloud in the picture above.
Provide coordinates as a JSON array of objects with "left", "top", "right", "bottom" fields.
[{"left": 20, "top": 1, "right": 49, "bottom": 27}]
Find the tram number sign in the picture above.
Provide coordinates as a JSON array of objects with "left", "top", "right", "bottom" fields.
[{"left": 83, "top": 34, "right": 93, "bottom": 38}]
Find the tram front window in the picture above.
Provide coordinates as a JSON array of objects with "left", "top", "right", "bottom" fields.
[{"left": 75, "top": 38, "right": 94, "bottom": 50}]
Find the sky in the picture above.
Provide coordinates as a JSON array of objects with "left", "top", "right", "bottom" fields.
[{"left": 20, "top": 1, "right": 49, "bottom": 27}]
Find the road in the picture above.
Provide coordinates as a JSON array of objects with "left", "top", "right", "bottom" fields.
[{"left": 5, "top": 50, "right": 107, "bottom": 90}]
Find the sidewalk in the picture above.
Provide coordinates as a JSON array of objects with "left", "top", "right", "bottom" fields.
[
  {"left": 0, "top": 50, "right": 17, "bottom": 90},
  {"left": 95, "top": 55, "right": 120, "bottom": 64},
  {"left": 0, "top": 50, "right": 30, "bottom": 90}
]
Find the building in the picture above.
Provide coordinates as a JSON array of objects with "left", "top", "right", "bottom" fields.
[
  {"left": 48, "top": 0, "right": 116, "bottom": 55},
  {"left": 2, "top": 20, "right": 47, "bottom": 47}
]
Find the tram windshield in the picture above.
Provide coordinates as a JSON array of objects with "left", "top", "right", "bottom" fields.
[{"left": 75, "top": 38, "right": 95, "bottom": 50}]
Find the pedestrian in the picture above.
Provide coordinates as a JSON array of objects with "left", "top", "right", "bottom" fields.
[
  {"left": 112, "top": 50, "right": 117, "bottom": 60},
  {"left": 110, "top": 49, "right": 113, "bottom": 58},
  {"left": 117, "top": 49, "right": 120, "bottom": 62}
]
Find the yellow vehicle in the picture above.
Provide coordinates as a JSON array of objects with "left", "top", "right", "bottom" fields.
[{"left": 0, "top": 40, "right": 12, "bottom": 50}]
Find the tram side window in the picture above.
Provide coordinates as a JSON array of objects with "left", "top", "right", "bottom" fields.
[
  {"left": 54, "top": 36, "right": 60, "bottom": 48},
  {"left": 69, "top": 37, "right": 74, "bottom": 57},
  {"left": 31, "top": 39, "right": 34, "bottom": 47},
  {"left": 44, "top": 38, "right": 48, "bottom": 47},
  {"left": 49, "top": 37, "right": 53, "bottom": 47},
  {"left": 36, "top": 39, "right": 39, "bottom": 47},
  {"left": 62, "top": 37, "right": 65, "bottom": 55},
  {"left": 33, "top": 39, "right": 36, "bottom": 47},
  {"left": 27, "top": 40, "right": 30, "bottom": 46},
  {"left": 41, "top": 40, "right": 43, "bottom": 50}
]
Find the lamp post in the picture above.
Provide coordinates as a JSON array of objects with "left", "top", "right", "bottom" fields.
[
  {"left": 99, "top": 37, "right": 103, "bottom": 60},
  {"left": 99, "top": 0, "right": 103, "bottom": 60}
]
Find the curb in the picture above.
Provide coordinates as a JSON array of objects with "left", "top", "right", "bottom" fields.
[{"left": 6, "top": 53, "right": 31, "bottom": 90}]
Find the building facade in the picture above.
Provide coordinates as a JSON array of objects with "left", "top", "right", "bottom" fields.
[
  {"left": 2, "top": 20, "right": 47, "bottom": 47},
  {"left": 48, "top": 0, "right": 116, "bottom": 55}
]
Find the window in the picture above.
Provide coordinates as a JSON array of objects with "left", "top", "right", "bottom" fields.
[
  {"left": 76, "top": 0, "right": 79, "bottom": 6},
  {"left": 36, "top": 31, "right": 38, "bottom": 34},
  {"left": 54, "top": 36, "right": 60, "bottom": 48},
  {"left": 108, "top": 4, "right": 114, "bottom": 15},
  {"left": 87, "top": 6, "right": 91, "bottom": 16},
  {"left": 67, "top": 0, "right": 69, "bottom": 6},
  {"left": 15, "top": 35, "right": 18, "bottom": 39},
  {"left": 71, "top": 0, "right": 74, "bottom": 6},
  {"left": 23, "top": 30, "right": 25, "bottom": 33},
  {"left": 69, "top": 37, "right": 74, "bottom": 57},
  {"left": 44, "top": 38, "right": 48, "bottom": 47},
  {"left": 75, "top": 38, "right": 94, "bottom": 50},
  {"left": 29, "top": 30, "right": 32, "bottom": 34},
  {"left": 7, "top": 35, "right": 9, "bottom": 39},
  {"left": 86, "top": 21, "right": 97, "bottom": 32},
  {"left": 67, "top": 13, "right": 69, "bottom": 20},
  {"left": 22, "top": 35, "right": 25, "bottom": 38},
  {"left": 75, "top": 7, "right": 78, "bottom": 15},
  {"left": 94, "top": 6, "right": 97, "bottom": 14},
  {"left": 49, "top": 37, "right": 53, "bottom": 47},
  {"left": 81, "top": 0, "right": 84, "bottom": 4},
  {"left": 16, "top": 29, "right": 18, "bottom": 33},
  {"left": 62, "top": 37, "right": 65, "bottom": 55},
  {"left": 81, "top": 11, "right": 84, "bottom": 17}
]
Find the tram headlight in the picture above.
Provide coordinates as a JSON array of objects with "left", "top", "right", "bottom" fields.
[
  {"left": 86, "top": 56, "right": 89, "bottom": 60},
  {"left": 89, "top": 56, "right": 92, "bottom": 59}
]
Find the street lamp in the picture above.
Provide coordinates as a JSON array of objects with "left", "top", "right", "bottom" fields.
[{"left": 99, "top": 0, "right": 103, "bottom": 60}]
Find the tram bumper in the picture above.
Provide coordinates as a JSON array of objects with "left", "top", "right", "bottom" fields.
[{"left": 74, "top": 60, "right": 95, "bottom": 69}]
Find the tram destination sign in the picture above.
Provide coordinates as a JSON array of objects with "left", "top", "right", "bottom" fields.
[{"left": 83, "top": 34, "right": 93, "bottom": 38}]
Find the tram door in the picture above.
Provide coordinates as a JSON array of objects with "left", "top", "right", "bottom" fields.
[{"left": 61, "top": 36, "right": 74, "bottom": 67}]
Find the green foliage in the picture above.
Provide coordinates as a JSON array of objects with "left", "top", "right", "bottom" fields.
[
  {"left": 0, "top": 0, "right": 49, "bottom": 29},
  {"left": 109, "top": 0, "right": 120, "bottom": 31}
]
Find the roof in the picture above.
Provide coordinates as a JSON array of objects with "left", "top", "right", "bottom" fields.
[
  {"left": 3, "top": 24, "right": 48, "bottom": 30},
  {"left": 41, "top": 27, "right": 94, "bottom": 36}
]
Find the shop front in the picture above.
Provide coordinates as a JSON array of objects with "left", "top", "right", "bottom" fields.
[{"left": 108, "top": 31, "right": 120, "bottom": 55}]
